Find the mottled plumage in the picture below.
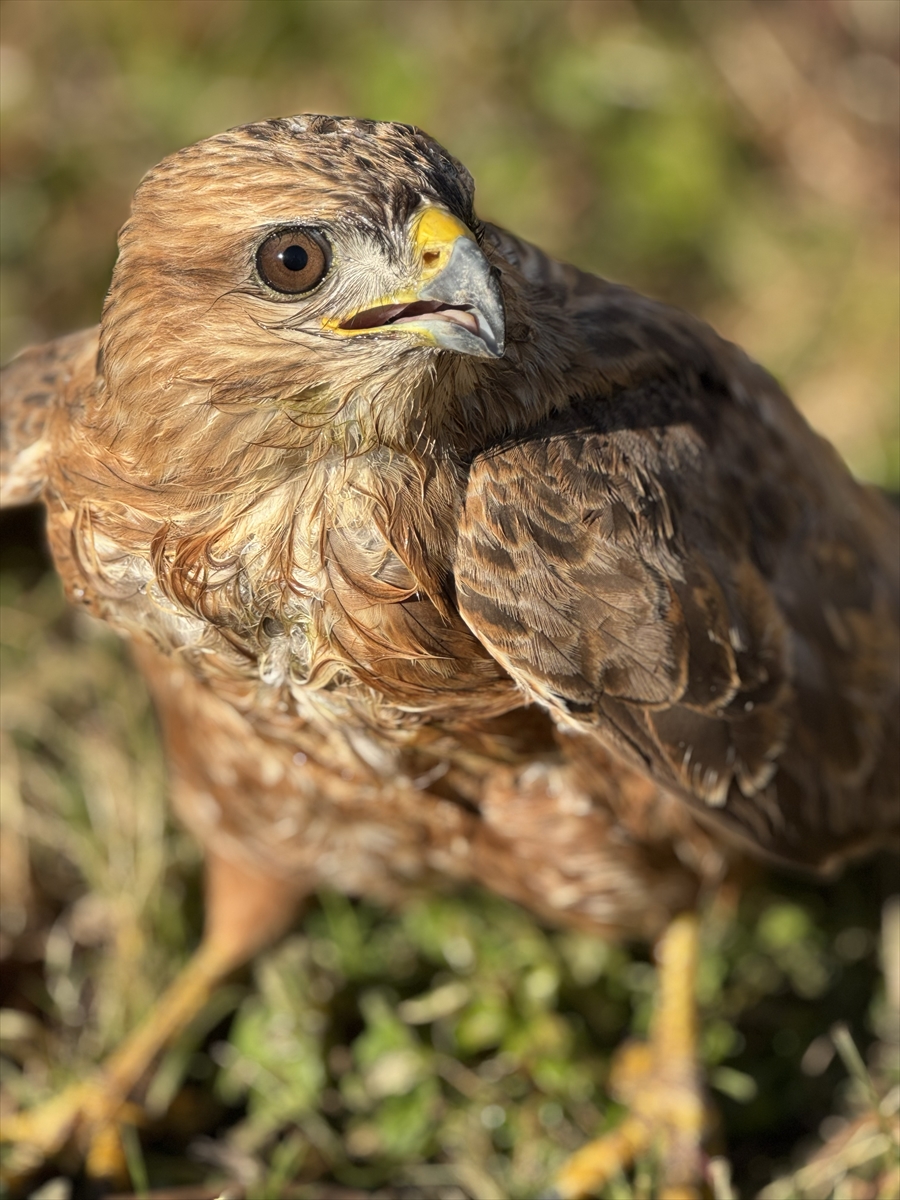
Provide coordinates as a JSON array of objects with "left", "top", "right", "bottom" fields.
[{"left": 2, "top": 115, "right": 898, "bottom": 1190}]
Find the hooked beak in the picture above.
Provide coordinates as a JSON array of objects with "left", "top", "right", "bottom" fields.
[{"left": 331, "top": 207, "right": 505, "bottom": 359}]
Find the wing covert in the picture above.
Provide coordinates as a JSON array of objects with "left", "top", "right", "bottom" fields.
[{"left": 0, "top": 328, "right": 98, "bottom": 507}]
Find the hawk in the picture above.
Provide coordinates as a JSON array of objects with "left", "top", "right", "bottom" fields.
[{"left": 2, "top": 115, "right": 898, "bottom": 1196}]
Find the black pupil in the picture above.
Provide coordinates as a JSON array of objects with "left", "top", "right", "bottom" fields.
[{"left": 280, "top": 243, "right": 309, "bottom": 272}]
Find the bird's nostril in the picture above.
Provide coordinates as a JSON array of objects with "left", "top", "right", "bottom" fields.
[{"left": 422, "top": 249, "right": 441, "bottom": 267}]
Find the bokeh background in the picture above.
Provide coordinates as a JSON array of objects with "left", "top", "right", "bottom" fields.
[{"left": 1, "top": 2, "right": 898, "bottom": 1198}]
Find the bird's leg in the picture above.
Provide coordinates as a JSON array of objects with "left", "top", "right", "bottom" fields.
[
  {"left": 552, "top": 911, "right": 708, "bottom": 1200},
  {"left": 1, "top": 850, "right": 303, "bottom": 1187}
]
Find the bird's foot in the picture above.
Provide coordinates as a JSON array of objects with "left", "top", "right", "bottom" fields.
[
  {"left": 552, "top": 911, "right": 711, "bottom": 1199},
  {"left": 1, "top": 858, "right": 301, "bottom": 1192},
  {"left": 0, "top": 1080, "right": 142, "bottom": 1189},
  {"left": 552, "top": 1037, "right": 711, "bottom": 1199}
]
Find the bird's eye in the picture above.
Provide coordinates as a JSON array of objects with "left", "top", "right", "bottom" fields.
[{"left": 256, "top": 227, "right": 331, "bottom": 295}]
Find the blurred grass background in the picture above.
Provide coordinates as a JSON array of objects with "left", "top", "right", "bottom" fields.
[{"left": 0, "top": 1, "right": 898, "bottom": 1197}]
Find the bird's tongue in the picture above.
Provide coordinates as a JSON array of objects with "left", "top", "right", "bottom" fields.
[
  {"left": 340, "top": 303, "right": 414, "bottom": 329},
  {"left": 340, "top": 299, "right": 478, "bottom": 335}
]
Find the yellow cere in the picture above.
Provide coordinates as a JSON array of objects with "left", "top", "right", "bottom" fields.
[{"left": 411, "top": 206, "right": 475, "bottom": 280}]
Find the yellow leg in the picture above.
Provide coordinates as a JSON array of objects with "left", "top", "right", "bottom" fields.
[
  {"left": 553, "top": 912, "right": 707, "bottom": 1200},
  {"left": 1, "top": 851, "right": 303, "bottom": 1187},
  {"left": 0, "top": 935, "right": 240, "bottom": 1188}
]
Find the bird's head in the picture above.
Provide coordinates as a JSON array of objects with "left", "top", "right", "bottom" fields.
[{"left": 97, "top": 115, "right": 557, "bottom": 465}]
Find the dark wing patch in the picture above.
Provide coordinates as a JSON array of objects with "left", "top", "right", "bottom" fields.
[
  {"left": 458, "top": 445, "right": 689, "bottom": 709},
  {"left": 1, "top": 328, "right": 98, "bottom": 507},
  {"left": 456, "top": 344, "right": 899, "bottom": 870}
]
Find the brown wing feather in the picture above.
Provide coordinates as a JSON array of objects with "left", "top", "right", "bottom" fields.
[
  {"left": 0, "top": 328, "right": 98, "bottom": 507},
  {"left": 456, "top": 260, "right": 900, "bottom": 872}
]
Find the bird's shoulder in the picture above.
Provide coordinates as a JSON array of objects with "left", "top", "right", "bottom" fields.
[{"left": 0, "top": 326, "right": 99, "bottom": 507}]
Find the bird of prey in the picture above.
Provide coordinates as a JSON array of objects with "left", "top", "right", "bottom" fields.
[{"left": 1, "top": 115, "right": 898, "bottom": 1197}]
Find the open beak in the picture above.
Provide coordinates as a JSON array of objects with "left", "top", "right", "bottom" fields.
[{"left": 332, "top": 207, "right": 505, "bottom": 359}]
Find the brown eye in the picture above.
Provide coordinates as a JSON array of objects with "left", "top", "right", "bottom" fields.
[{"left": 256, "top": 227, "right": 331, "bottom": 295}]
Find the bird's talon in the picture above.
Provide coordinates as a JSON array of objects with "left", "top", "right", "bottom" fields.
[
  {"left": 0, "top": 1082, "right": 143, "bottom": 1187},
  {"left": 84, "top": 1117, "right": 132, "bottom": 1186}
]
